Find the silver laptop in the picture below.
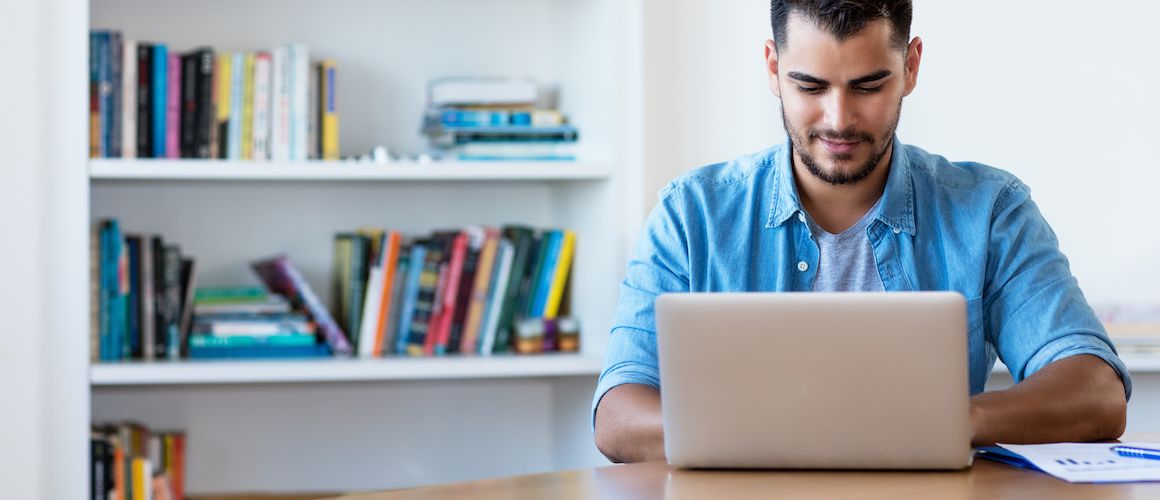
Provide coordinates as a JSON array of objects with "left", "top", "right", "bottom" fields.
[{"left": 656, "top": 292, "right": 972, "bottom": 469}]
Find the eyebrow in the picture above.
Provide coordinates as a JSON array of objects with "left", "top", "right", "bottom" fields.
[{"left": 787, "top": 69, "right": 893, "bottom": 86}]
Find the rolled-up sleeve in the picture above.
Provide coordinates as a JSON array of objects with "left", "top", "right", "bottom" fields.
[
  {"left": 592, "top": 184, "right": 691, "bottom": 426},
  {"left": 983, "top": 180, "right": 1132, "bottom": 399}
]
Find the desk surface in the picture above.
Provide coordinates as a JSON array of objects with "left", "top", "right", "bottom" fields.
[{"left": 333, "top": 443, "right": 1160, "bottom": 500}]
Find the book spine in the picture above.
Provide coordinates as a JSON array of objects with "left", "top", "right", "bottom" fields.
[
  {"left": 528, "top": 231, "right": 562, "bottom": 318},
  {"left": 214, "top": 53, "right": 232, "bottom": 159},
  {"left": 461, "top": 229, "right": 499, "bottom": 353},
  {"left": 309, "top": 62, "right": 320, "bottom": 159},
  {"left": 121, "top": 39, "right": 137, "bottom": 159},
  {"left": 408, "top": 239, "right": 442, "bottom": 356},
  {"left": 479, "top": 239, "right": 514, "bottom": 355},
  {"left": 356, "top": 260, "right": 383, "bottom": 358},
  {"left": 139, "top": 235, "right": 155, "bottom": 361},
  {"left": 447, "top": 229, "right": 483, "bottom": 353},
  {"left": 89, "top": 32, "right": 100, "bottom": 158},
  {"left": 252, "top": 255, "right": 352, "bottom": 355},
  {"left": 543, "top": 229, "right": 575, "bottom": 319},
  {"left": 96, "top": 32, "right": 111, "bottom": 158},
  {"left": 163, "top": 246, "right": 182, "bottom": 359},
  {"left": 395, "top": 244, "right": 425, "bottom": 355},
  {"left": 270, "top": 46, "right": 290, "bottom": 161},
  {"left": 290, "top": 43, "right": 309, "bottom": 160},
  {"left": 241, "top": 52, "right": 255, "bottom": 160},
  {"left": 108, "top": 31, "right": 123, "bottom": 158},
  {"left": 135, "top": 43, "right": 152, "bottom": 158},
  {"left": 195, "top": 49, "right": 215, "bottom": 158},
  {"left": 373, "top": 232, "right": 401, "bottom": 356},
  {"left": 251, "top": 52, "right": 272, "bottom": 160},
  {"left": 495, "top": 227, "right": 535, "bottom": 353},
  {"left": 319, "top": 59, "right": 339, "bottom": 160},
  {"left": 125, "top": 236, "right": 141, "bottom": 359},
  {"left": 180, "top": 53, "right": 198, "bottom": 158},
  {"left": 178, "top": 258, "right": 198, "bottom": 358},
  {"left": 434, "top": 232, "right": 469, "bottom": 355},
  {"left": 152, "top": 44, "right": 168, "bottom": 158},
  {"left": 166, "top": 52, "right": 181, "bottom": 158},
  {"left": 228, "top": 52, "right": 244, "bottom": 160}
]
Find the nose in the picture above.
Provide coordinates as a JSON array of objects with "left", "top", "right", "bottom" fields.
[{"left": 822, "top": 91, "right": 857, "bottom": 133}]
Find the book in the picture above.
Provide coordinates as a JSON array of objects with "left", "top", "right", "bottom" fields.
[
  {"left": 88, "top": 32, "right": 101, "bottom": 158},
  {"left": 478, "top": 238, "right": 514, "bottom": 355},
  {"left": 178, "top": 257, "right": 198, "bottom": 357},
  {"left": 408, "top": 237, "right": 445, "bottom": 356},
  {"left": 396, "top": 243, "right": 426, "bottom": 355},
  {"left": 194, "top": 286, "right": 268, "bottom": 303},
  {"left": 152, "top": 43, "right": 167, "bottom": 158},
  {"left": 270, "top": 46, "right": 291, "bottom": 161},
  {"left": 446, "top": 227, "right": 483, "bottom": 353},
  {"left": 526, "top": 230, "right": 559, "bottom": 318},
  {"left": 319, "top": 59, "right": 340, "bottom": 160},
  {"left": 95, "top": 32, "right": 111, "bottom": 158},
  {"left": 124, "top": 235, "right": 143, "bottom": 359},
  {"left": 121, "top": 38, "right": 137, "bottom": 158},
  {"left": 494, "top": 226, "right": 536, "bottom": 353},
  {"left": 241, "top": 52, "right": 256, "bottom": 159},
  {"left": 432, "top": 231, "right": 469, "bottom": 355},
  {"left": 290, "top": 43, "right": 310, "bottom": 160},
  {"left": 252, "top": 254, "right": 352, "bottom": 355},
  {"left": 429, "top": 77, "right": 538, "bottom": 107},
  {"left": 356, "top": 234, "right": 385, "bottom": 358},
  {"left": 108, "top": 31, "right": 123, "bottom": 159},
  {"left": 161, "top": 244, "right": 182, "bottom": 360},
  {"left": 139, "top": 233, "right": 155, "bottom": 361},
  {"left": 543, "top": 229, "right": 575, "bottom": 319},
  {"left": 382, "top": 241, "right": 409, "bottom": 356},
  {"left": 180, "top": 52, "right": 199, "bottom": 158},
  {"left": 460, "top": 228, "right": 499, "bottom": 353},
  {"left": 371, "top": 231, "right": 402, "bottom": 357},
  {"left": 228, "top": 52, "right": 244, "bottom": 159},
  {"left": 135, "top": 42, "right": 153, "bottom": 158},
  {"left": 165, "top": 51, "right": 181, "bottom": 158},
  {"left": 194, "top": 48, "right": 215, "bottom": 158},
  {"left": 251, "top": 52, "right": 272, "bottom": 160},
  {"left": 214, "top": 53, "right": 232, "bottom": 159}
]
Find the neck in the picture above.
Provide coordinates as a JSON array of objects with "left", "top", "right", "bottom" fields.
[{"left": 792, "top": 142, "right": 893, "bottom": 234}]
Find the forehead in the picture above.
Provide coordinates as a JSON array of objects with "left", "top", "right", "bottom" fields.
[{"left": 779, "top": 13, "right": 904, "bottom": 77}]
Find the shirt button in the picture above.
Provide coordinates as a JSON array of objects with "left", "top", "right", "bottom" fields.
[
  {"left": 797, "top": 213, "right": 806, "bottom": 223},
  {"left": 893, "top": 227, "right": 901, "bottom": 234},
  {"left": 797, "top": 261, "right": 809, "bottom": 272}
]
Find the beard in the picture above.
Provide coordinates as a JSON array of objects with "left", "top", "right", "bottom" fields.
[{"left": 780, "top": 100, "right": 902, "bottom": 186}]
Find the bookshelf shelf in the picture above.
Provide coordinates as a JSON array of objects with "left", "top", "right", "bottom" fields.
[
  {"left": 90, "top": 354, "right": 604, "bottom": 386},
  {"left": 89, "top": 159, "right": 613, "bottom": 182}
]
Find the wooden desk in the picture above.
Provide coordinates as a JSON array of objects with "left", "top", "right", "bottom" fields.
[{"left": 332, "top": 454, "right": 1160, "bottom": 500}]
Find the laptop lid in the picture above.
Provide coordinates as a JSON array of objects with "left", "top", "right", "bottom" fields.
[{"left": 656, "top": 292, "right": 972, "bottom": 469}]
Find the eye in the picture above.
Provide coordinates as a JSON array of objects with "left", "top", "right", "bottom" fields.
[
  {"left": 855, "top": 85, "right": 885, "bottom": 94},
  {"left": 796, "top": 85, "right": 823, "bottom": 95}
]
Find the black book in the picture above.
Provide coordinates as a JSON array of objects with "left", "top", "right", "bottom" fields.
[
  {"left": 135, "top": 43, "right": 153, "bottom": 158},
  {"left": 195, "top": 48, "right": 215, "bottom": 158},
  {"left": 151, "top": 236, "right": 167, "bottom": 360},
  {"left": 108, "top": 31, "right": 123, "bottom": 158},
  {"left": 162, "top": 245, "right": 182, "bottom": 359},
  {"left": 124, "top": 235, "right": 143, "bottom": 359},
  {"left": 90, "top": 436, "right": 110, "bottom": 500},
  {"left": 180, "top": 53, "right": 198, "bottom": 158}
]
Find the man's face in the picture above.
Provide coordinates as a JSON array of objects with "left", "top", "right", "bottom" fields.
[{"left": 765, "top": 15, "right": 921, "bottom": 186}]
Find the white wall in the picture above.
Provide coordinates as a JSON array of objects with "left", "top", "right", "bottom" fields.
[
  {"left": 0, "top": 0, "right": 89, "bottom": 499},
  {"left": 639, "top": 0, "right": 1160, "bottom": 306}
]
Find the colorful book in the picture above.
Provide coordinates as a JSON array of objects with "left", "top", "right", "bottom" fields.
[
  {"left": 381, "top": 241, "right": 409, "bottom": 356},
  {"left": 446, "top": 227, "right": 483, "bottom": 353},
  {"left": 165, "top": 51, "right": 181, "bottom": 158},
  {"left": 543, "top": 229, "right": 575, "bottom": 319},
  {"left": 252, "top": 254, "right": 352, "bottom": 355},
  {"left": 395, "top": 243, "right": 426, "bottom": 355},
  {"left": 494, "top": 226, "right": 536, "bottom": 353},
  {"left": 432, "top": 231, "right": 468, "bottom": 355},
  {"left": 214, "top": 53, "right": 232, "bottom": 159},
  {"left": 526, "top": 230, "right": 560, "bottom": 318},
  {"left": 371, "top": 231, "right": 402, "bottom": 357},
  {"left": 152, "top": 43, "right": 167, "bottom": 158},
  {"left": 241, "top": 52, "right": 255, "bottom": 160},
  {"left": 460, "top": 228, "right": 499, "bottom": 353},
  {"left": 319, "top": 59, "right": 340, "bottom": 160}
]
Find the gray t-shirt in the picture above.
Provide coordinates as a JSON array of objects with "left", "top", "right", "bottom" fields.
[{"left": 805, "top": 199, "right": 885, "bottom": 292}]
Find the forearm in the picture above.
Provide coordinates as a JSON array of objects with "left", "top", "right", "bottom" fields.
[
  {"left": 971, "top": 354, "right": 1127, "bottom": 445},
  {"left": 593, "top": 383, "right": 666, "bottom": 463}
]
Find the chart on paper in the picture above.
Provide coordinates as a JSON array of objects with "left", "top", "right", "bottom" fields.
[{"left": 1000, "top": 442, "right": 1160, "bottom": 482}]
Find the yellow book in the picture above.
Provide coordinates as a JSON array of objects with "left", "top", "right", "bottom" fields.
[
  {"left": 241, "top": 52, "right": 255, "bottom": 160},
  {"left": 214, "top": 54, "right": 232, "bottom": 158},
  {"left": 131, "top": 457, "right": 152, "bottom": 500},
  {"left": 320, "top": 59, "right": 340, "bottom": 160},
  {"left": 543, "top": 229, "right": 575, "bottom": 319}
]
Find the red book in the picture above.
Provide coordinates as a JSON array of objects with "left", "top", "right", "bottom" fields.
[{"left": 431, "top": 232, "right": 468, "bottom": 355}]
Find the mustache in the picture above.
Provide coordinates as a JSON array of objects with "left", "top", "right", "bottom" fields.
[{"left": 809, "top": 129, "right": 873, "bottom": 143}]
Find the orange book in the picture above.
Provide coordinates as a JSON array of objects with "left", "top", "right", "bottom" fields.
[
  {"left": 112, "top": 442, "right": 126, "bottom": 500},
  {"left": 460, "top": 229, "right": 500, "bottom": 353},
  {"left": 372, "top": 231, "right": 402, "bottom": 356}
]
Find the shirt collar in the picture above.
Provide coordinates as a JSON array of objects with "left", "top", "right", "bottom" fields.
[{"left": 766, "top": 135, "right": 915, "bottom": 235}]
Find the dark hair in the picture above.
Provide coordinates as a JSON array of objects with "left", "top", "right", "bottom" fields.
[{"left": 770, "top": 0, "right": 912, "bottom": 53}]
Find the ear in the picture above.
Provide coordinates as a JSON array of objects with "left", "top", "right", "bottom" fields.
[
  {"left": 764, "top": 39, "right": 782, "bottom": 98},
  {"left": 902, "top": 36, "right": 923, "bottom": 97}
]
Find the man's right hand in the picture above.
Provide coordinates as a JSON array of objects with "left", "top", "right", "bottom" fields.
[{"left": 593, "top": 383, "right": 667, "bottom": 463}]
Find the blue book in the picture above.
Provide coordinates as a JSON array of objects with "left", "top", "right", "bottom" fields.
[
  {"left": 527, "top": 230, "right": 562, "bottom": 318},
  {"left": 152, "top": 44, "right": 168, "bottom": 158},
  {"left": 394, "top": 244, "right": 427, "bottom": 355},
  {"left": 99, "top": 220, "right": 125, "bottom": 361},
  {"left": 188, "top": 343, "right": 331, "bottom": 360},
  {"left": 95, "top": 32, "right": 111, "bottom": 158}
]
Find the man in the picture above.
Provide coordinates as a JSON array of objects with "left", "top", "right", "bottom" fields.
[{"left": 593, "top": 0, "right": 1130, "bottom": 464}]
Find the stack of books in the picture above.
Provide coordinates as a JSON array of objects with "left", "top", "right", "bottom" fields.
[
  {"left": 1094, "top": 303, "right": 1160, "bottom": 353},
  {"left": 90, "top": 423, "right": 185, "bottom": 500},
  {"left": 188, "top": 287, "right": 329, "bottom": 359},
  {"left": 421, "top": 77, "right": 579, "bottom": 161},
  {"left": 88, "top": 30, "right": 340, "bottom": 161},
  {"left": 332, "top": 225, "right": 579, "bottom": 358},
  {"left": 92, "top": 219, "right": 197, "bottom": 362}
]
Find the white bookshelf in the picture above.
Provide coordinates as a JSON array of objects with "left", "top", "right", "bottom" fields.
[
  {"left": 87, "top": 0, "right": 640, "bottom": 495},
  {"left": 91, "top": 354, "right": 604, "bottom": 385},
  {"left": 90, "top": 159, "right": 614, "bottom": 182}
]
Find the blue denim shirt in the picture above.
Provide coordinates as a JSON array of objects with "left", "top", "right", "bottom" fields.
[{"left": 594, "top": 137, "right": 1131, "bottom": 420}]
